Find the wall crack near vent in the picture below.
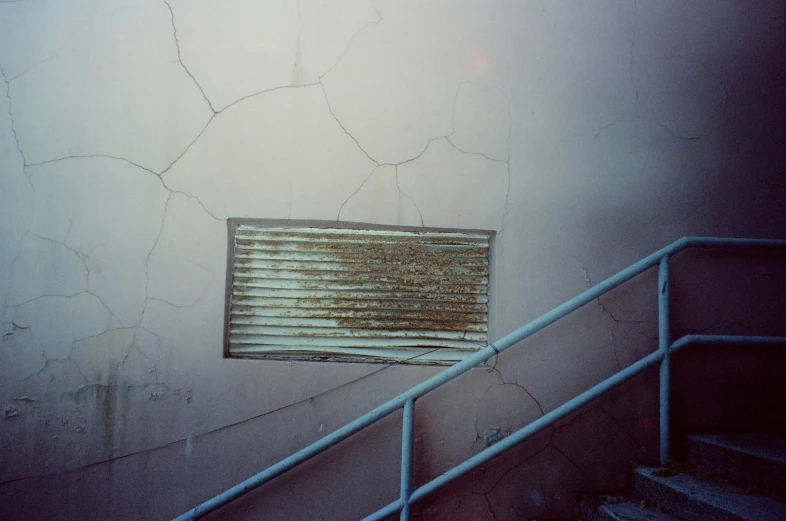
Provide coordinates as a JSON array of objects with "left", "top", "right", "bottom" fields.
[
  {"left": 318, "top": 82, "right": 380, "bottom": 165},
  {"left": 1, "top": 63, "right": 27, "bottom": 167},
  {"left": 164, "top": 0, "right": 216, "bottom": 114},
  {"left": 394, "top": 166, "right": 425, "bottom": 226},
  {"left": 140, "top": 192, "right": 173, "bottom": 327}
]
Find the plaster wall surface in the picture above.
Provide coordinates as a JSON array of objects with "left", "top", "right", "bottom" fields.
[{"left": 0, "top": 1, "right": 784, "bottom": 520}]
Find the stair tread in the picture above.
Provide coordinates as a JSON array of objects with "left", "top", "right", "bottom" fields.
[
  {"left": 634, "top": 466, "right": 786, "bottom": 521},
  {"left": 688, "top": 433, "right": 786, "bottom": 466},
  {"left": 597, "top": 500, "right": 683, "bottom": 521},
  {"left": 581, "top": 495, "right": 684, "bottom": 521}
]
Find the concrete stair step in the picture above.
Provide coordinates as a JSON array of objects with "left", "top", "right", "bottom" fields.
[
  {"left": 686, "top": 433, "right": 786, "bottom": 502},
  {"left": 580, "top": 495, "right": 682, "bottom": 521},
  {"left": 633, "top": 466, "right": 786, "bottom": 521}
]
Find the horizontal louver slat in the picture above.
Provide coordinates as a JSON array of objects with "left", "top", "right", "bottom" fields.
[
  {"left": 233, "top": 259, "right": 489, "bottom": 277},
  {"left": 230, "top": 306, "right": 488, "bottom": 322},
  {"left": 228, "top": 224, "right": 491, "bottom": 363},
  {"left": 230, "top": 335, "right": 485, "bottom": 349}
]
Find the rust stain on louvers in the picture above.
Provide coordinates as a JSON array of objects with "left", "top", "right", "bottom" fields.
[
  {"left": 232, "top": 294, "right": 487, "bottom": 312},
  {"left": 333, "top": 318, "right": 485, "bottom": 332},
  {"left": 273, "top": 310, "right": 486, "bottom": 321},
  {"left": 229, "top": 225, "right": 491, "bottom": 358},
  {"left": 233, "top": 263, "right": 489, "bottom": 278}
]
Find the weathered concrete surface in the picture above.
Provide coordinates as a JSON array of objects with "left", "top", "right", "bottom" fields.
[
  {"left": 0, "top": 0, "right": 784, "bottom": 519},
  {"left": 633, "top": 466, "right": 786, "bottom": 521},
  {"left": 687, "top": 433, "right": 786, "bottom": 502},
  {"left": 582, "top": 497, "right": 682, "bottom": 521}
]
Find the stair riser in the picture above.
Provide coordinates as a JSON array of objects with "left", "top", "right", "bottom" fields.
[{"left": 687, "top": 437, "right": 786, "bottom": 502}]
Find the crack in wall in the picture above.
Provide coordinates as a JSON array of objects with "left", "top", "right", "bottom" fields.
[
  {"left": 597, "top": 298, "right": 644, "bottom": 371},
  {"left": 8, "top": 54, "right": 57, "bottom": 82},
  {"left": 444, "top": 137, "right": 508, "bottom": 165},
  {"left": 332, "top": 79, "right": 514, "bottom": 230},
  {"left": 649, "top": 101, "right": 703, "bottom": 142},
  {"left": 471, "top": 428, "right": 554, "bottom": 496},
  {"left": 587, "top": 2, "right": 643, "bottom": 141},
  {"left": 162, "top": 186, "right": 222, "bottom": 221},
  {"left": 1, "top": 208, "right": 32, "bottom": 333},
  {"left": 22, "top": 358, "right": 87, "bottom": 388},
  {"left": 500, "top": 102, "right": 513, "bottom": 236},
  {"left": 549, "top": 442, "right": 591, "bottom": 483},
  {"left": 157, "top": 113, "right": 216, "bottom": 176},
  {"left": 318, "top": 2, "right": 382, "bottom": 82},
  {"left": 290, "top": 0, "right": 304, "bottom": 86},
  {"left": 27, "top": 154, "right": 159, "bottom": 177},
  {"left": 164, "top": 0, "right": 216, "bottom": 114},
  {"left": 28, "top": 231, "right": 89, "bottom": 277},
  {"left": 26, "top": 154, "right": 222, "bottom": 223},
  {"left": 485, "top": 365, "right": 545, "bottom": 416},
  {"left": 583, "top": 266, "right": 647, "bottom": 372},
  {"left": 318, "top": 82, "right": 380, "bottom": 166},
  {"left": 145, "top": 295, "right": 206, "bottom": 310},
  {"left": 646, "top": 55, "right": 729, "bottom": 141},
  {"left": 158, "top": 82, "right": 324, "bottom": 179},
  {"left": 597, "top": 405, "right": 647, "bottom": 457},
  {"left": 7, "top": 291, "right": 125, "bottom": 334},
  {"left": 481, "top": 493, "right": 500, "bottom": 521},
  {"left": 394, "top": 165, "right": 425, "bottom": 226},
  {"left": 335, "top": 165, "right": 379, "bottom": 220},
  {"left": 63, "top": 324, "right": 179, "bottom": 386},
  {"left": 7, "top": 24, "right": 79, "bottom": 83},
  {"left": 139, "top": 192, "right": 173, "bottom": 327},
  {"left": 1, "top": 63, "right": 27, "bottom": 167}
]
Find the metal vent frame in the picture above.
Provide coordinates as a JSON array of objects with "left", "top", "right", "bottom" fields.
[{"left": 224, "top": 219, "right": 494, "bottom": 365}]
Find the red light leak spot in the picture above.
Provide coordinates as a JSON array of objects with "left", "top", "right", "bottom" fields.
[{"left": 470, "top": 52, "right": 490, "bottom": 72}]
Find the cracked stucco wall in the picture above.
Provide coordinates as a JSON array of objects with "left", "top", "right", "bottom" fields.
[{"left": 0, "top": 0, "right": 784, "bottom": 520}]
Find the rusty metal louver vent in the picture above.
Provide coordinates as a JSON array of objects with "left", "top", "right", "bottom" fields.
[{"left": 225, "top": 221, "right": 492, "bottom": 364}]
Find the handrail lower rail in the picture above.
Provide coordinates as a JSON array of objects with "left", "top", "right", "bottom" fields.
[{"left": 172, "top": 237, "right": 786, "bottom": 521}]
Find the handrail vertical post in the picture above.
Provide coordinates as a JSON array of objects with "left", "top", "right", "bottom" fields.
[
  {"left": 658, "top": 256, "right": 671, "bottom": 466},
  {"left": 400, "top": 399, "right": 415, "bottom": 521}
]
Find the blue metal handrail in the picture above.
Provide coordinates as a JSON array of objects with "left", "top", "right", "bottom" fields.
[{"left": 172, "top": 237, "right": 786, "bottom": 521}]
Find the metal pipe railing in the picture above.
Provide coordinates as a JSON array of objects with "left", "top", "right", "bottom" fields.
[
  {"left": 374, "top": 333, "right": 786, "bottom": 515},
  {"left": 399, "top": 399, "right": 414, "bottom": 521},
  {"left": 172, "top": 237, "right": 786, "bottom": 521},
  {"left": 658, "top": 257, "right": 671, "bottom": 464}
]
